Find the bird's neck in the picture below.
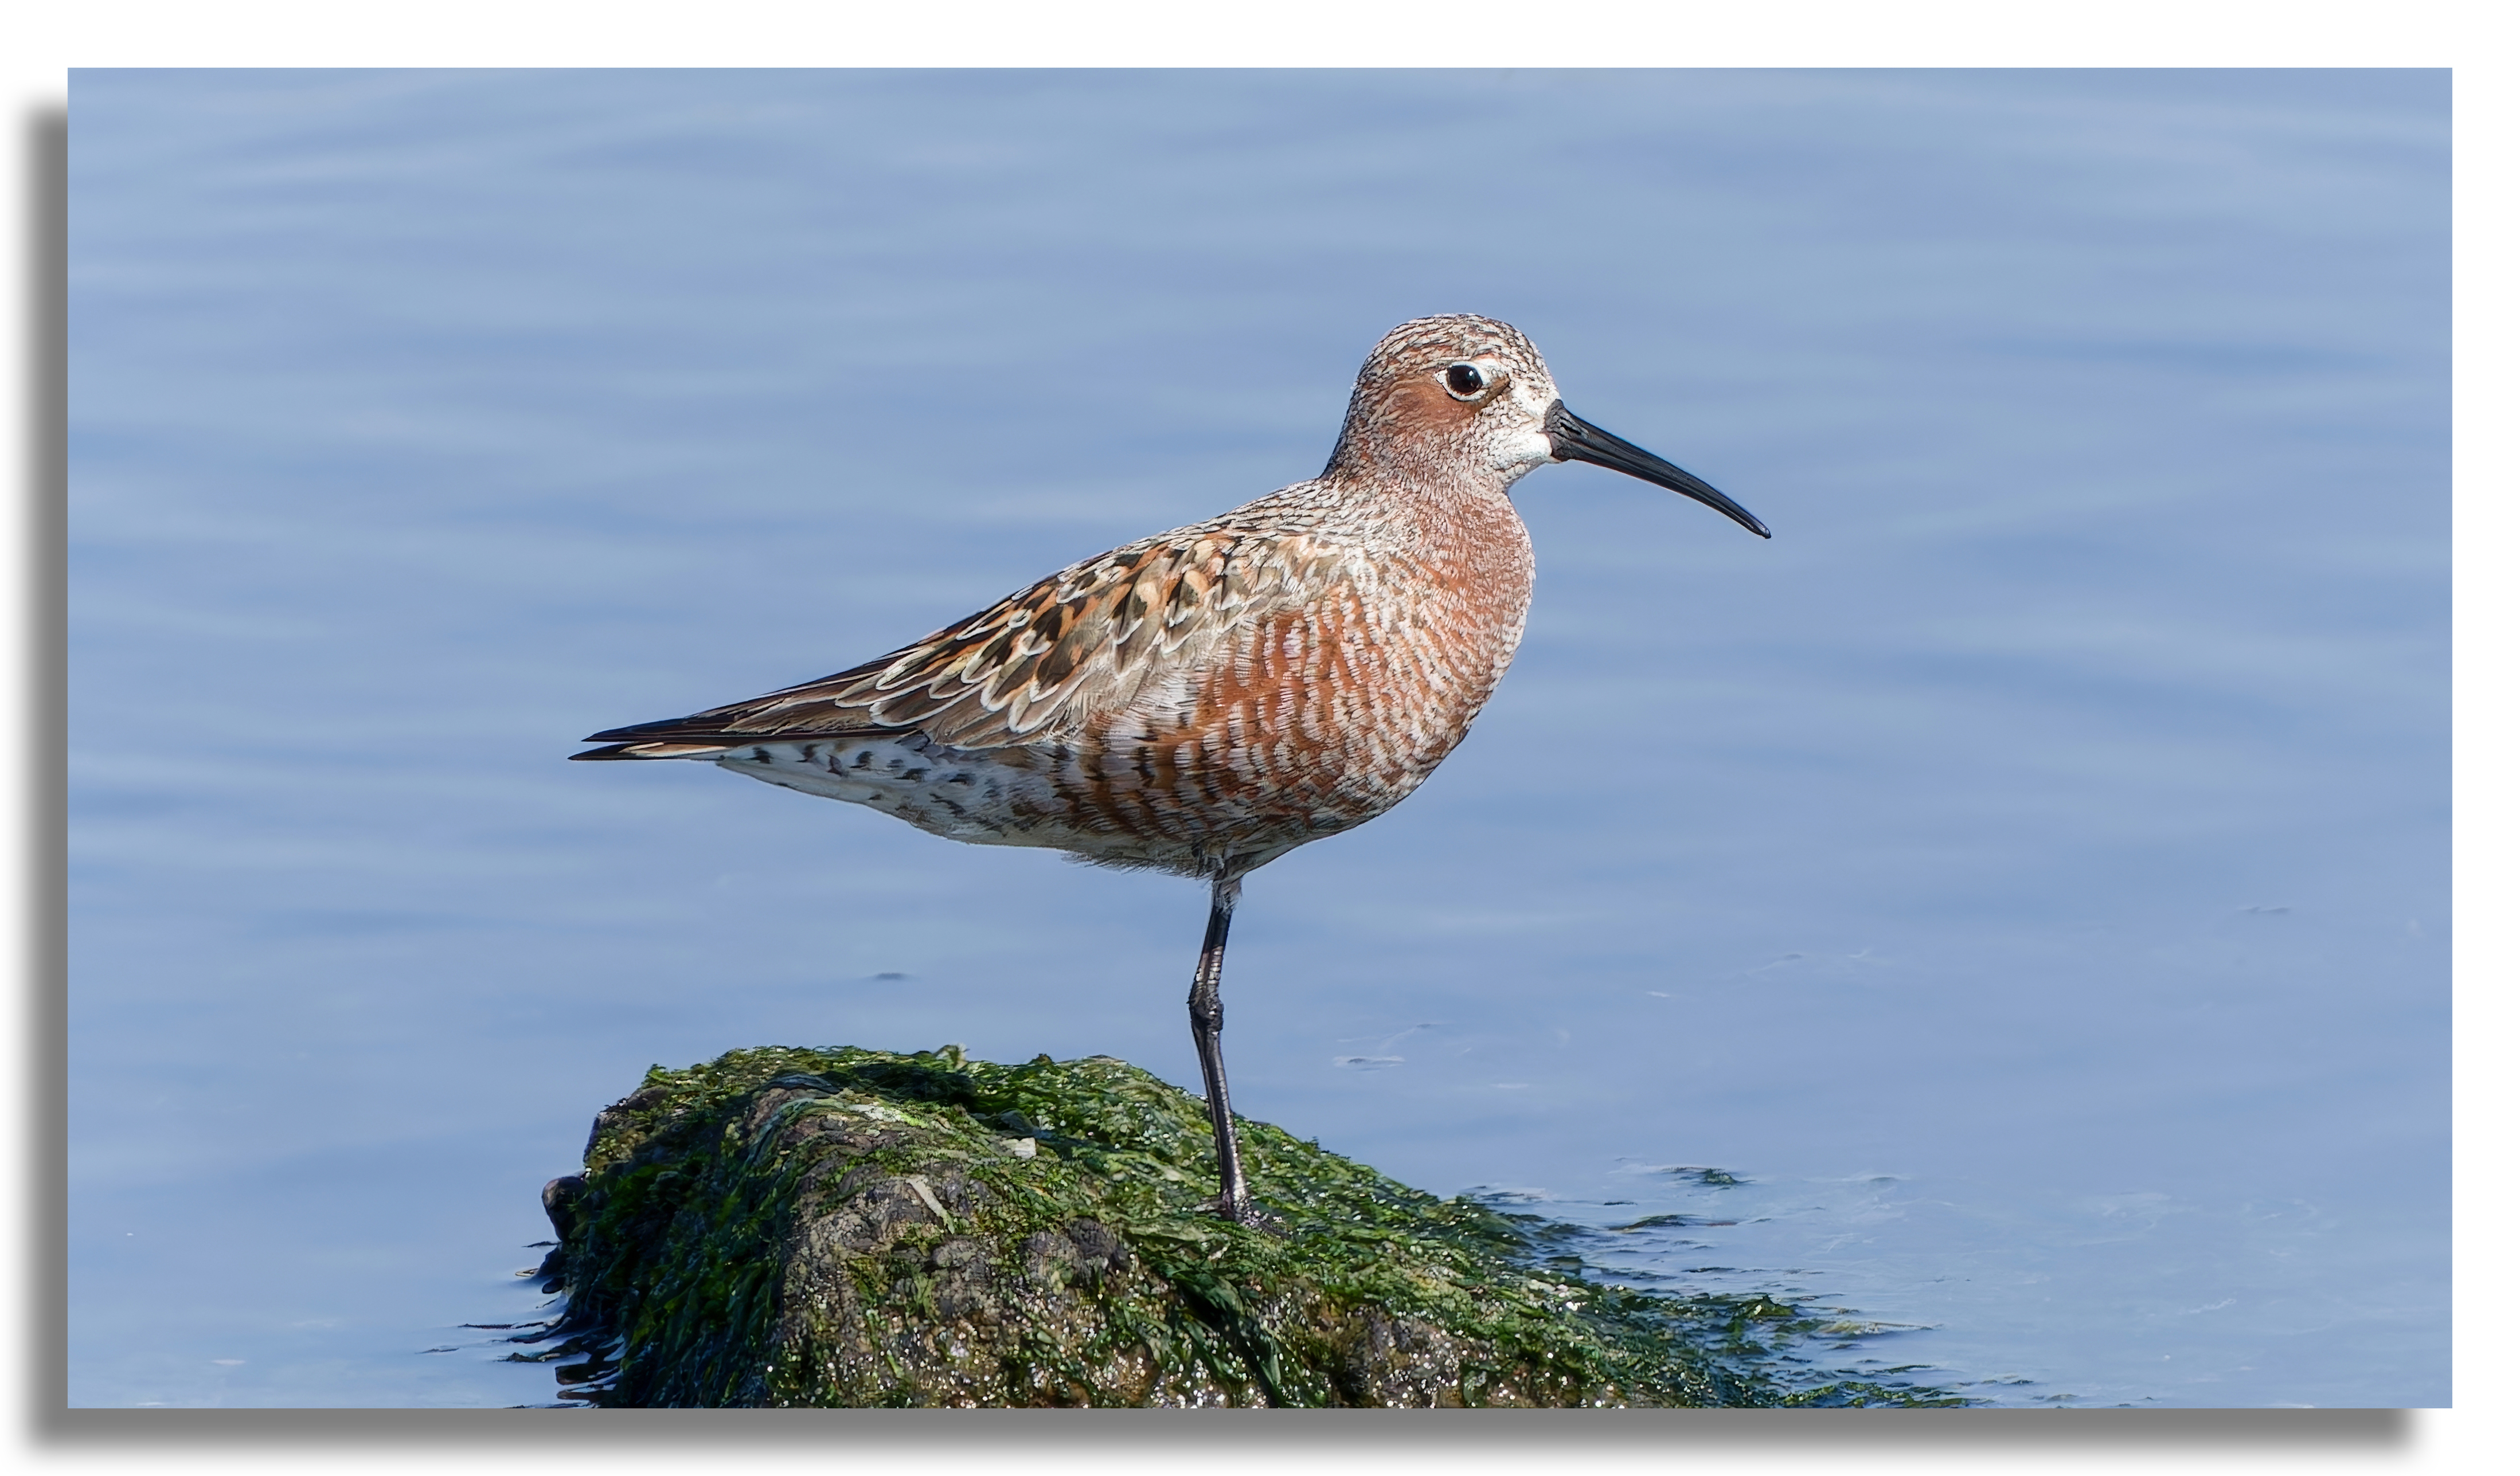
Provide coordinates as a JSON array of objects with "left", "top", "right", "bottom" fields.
[
  {"left": 1321, "top": 439, "right": 1529, "bottom": 517},
  {"left": 1310, "top": 460, "right": 1534, "bottom": 601}
]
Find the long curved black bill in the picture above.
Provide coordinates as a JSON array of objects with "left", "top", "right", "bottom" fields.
[{"left": 1545, "top": 400, "right": 1769, "bottom": 538}]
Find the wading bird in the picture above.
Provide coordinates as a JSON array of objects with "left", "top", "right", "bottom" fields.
[{"left": 573, "top": 315, "right": 1767, "bottom": 1223}]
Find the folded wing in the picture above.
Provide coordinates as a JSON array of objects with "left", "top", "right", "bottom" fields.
[{"left": 573, "top": 521, "right": 1340, "bottom": 760}]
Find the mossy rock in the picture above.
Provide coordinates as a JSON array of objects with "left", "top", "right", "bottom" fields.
[{"left": 526, "top": 1044, "right": 1951, "bottom": 1408}]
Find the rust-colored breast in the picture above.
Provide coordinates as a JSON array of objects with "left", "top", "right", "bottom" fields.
[{"left": 1046, "top": 491, "right": 1536, "bottom": 870}]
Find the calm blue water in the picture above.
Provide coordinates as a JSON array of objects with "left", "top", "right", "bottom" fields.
[{"left": 67, "top": 69, "right": 2447, "bottom": 1408}]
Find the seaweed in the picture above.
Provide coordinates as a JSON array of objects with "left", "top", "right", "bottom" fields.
[{"left": 527, "top": 1045, "right": 1964, "bottom": 1408}]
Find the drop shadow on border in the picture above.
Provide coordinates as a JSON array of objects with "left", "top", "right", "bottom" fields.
[
  {"left": 41, "top": 1407, "right": 2414, "bottom": 1449},
  {"left": 22, "top": 97, "right": 75, "bottom": 1440}
]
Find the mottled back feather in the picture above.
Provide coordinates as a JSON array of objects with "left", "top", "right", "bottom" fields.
[{"left": 581, "top": 512, "right": 1349, "bottom": 755}]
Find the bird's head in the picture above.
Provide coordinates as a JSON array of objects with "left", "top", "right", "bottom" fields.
[{"left": 1327, "top": 314, "right": 1768, "bottom": 539}]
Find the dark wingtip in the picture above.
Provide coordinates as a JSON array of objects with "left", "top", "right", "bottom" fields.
[{"left": 573, "top": 738, "right": 742, "bottom": 760}]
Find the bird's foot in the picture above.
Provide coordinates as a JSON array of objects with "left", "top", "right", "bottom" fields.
[{"left": 1201, "top": 1196, "right": 1288, "bottom": 1235}]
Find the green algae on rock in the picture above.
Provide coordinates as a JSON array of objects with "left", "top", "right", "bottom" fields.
[{"left": 525, "top": 1045, "right": 1954, "bottom": 1407}]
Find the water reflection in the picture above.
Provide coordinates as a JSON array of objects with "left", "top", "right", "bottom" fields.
[{"left": 1459, "top": 1155, "right": 2387, "bottom": 1408}]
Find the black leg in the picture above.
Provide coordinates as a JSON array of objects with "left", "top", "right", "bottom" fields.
[{"left": 1187, "top": 875, "right": 1250, "bottom": 1221}]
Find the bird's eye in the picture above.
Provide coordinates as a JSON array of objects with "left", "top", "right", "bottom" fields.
[{"left": 1444, "top": 363, "right": 1487, "bottom": 399}]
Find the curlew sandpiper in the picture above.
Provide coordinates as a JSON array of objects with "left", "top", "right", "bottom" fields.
[{"left": 575, "top": 314, "right": 1768, "bottom": 1222}]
